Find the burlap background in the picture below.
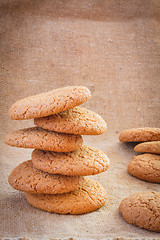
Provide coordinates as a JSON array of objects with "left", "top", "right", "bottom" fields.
[{"left": 0, "top": 0, "right": 160, "bottom": 239}]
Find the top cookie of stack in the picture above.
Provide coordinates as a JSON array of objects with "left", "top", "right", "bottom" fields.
[{"left": 9, "top": 86, "right": 91, "bottom": 120}]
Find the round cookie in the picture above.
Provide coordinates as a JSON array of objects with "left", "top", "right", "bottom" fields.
[
  {"left": 25, "top": 177, "right": 107, "bottom": 214},
  {"left": 134, "top": 141, "right": 160, "bottom": 154},
  {"left": 128, "top": 154, "right": 160, "bottom": 183},
  {"left": 8, "top": 160, "right": 83, "bottom": 194},
  {"left": 119, "top": 128, "right": 160, "bottom": 142},
  {"left": 32, "top": 145, "right": 110, "bottom": 176},
  {"left": 34, "top": 107, "right": 107, "bottom": 135},
  {"left": 5, "top": 127, "right": 83, "bottom": 152},
  {"left": 119, "top": 191, "right": 160, "bottom": 232},
  {"left": 9, "top": 86, "right": 91, "bottom": 120}
]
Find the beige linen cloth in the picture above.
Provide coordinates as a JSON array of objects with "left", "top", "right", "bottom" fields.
[{"left": 0, "top": 0, "right": 160, "bottom": 239}]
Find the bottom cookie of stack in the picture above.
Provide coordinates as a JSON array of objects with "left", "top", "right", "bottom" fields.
[{"left": 25, "top": 177, "right": 107, "bottom": 214}]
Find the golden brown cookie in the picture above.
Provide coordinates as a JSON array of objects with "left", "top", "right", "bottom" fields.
[
  {"left": 134, "top": 141, "right": 160, "bottom": 154},
  {"left": 5, "top": 127, "right": 83, "bottom": 152},
  {"left": 34, "top": 107, "right": 107, "bottom": 135},
  {"left": 32, "top": 145, "right": 110, "bottom": 176},
  {"left": 8, "top": 160, "right": 83, "bottom": 194},
  {"left": 128, "top": 154, "right": 160, "bottom": 183},
  {"left": 119, "top": 191, "right": 160, "bottom": 232},
  {"left": 25, "top": 177, "right": 107, "bottom": 214},
  {"left": 9, "top": 86, "right": 91, "bottom": 120},
  {"left": 119, "top": 128, "right": 160, "bottom": 142}
]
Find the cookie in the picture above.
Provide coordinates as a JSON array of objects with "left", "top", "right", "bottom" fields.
[
  {"left": 32, "top": 145, "right": 110, "bottom": 176},
  {"left": 34, "top": 107, "right": 107, "bottom": 135},
  {"left": 25, "top": 177, "right": 107, "bottom": 214},
  {"left": 119, "top": 128, "right": 160, "bottom": 142},
  {"left": 128, "top": 154, "right": 160, "bottom": 183},
  {"left": 5, "top": 127, "right": 83, "bottom": 152},
  {"left": 119, "top": 191, "right": 160, "bottom": 232},
  {"left": 8, "top": 160, "right": 83, "bottom": 194},
  {"left": 9, "top": 86, "right": 91, "bottom": 120},
  {"left": 134, "top": 141, "right": 160, "bottom": 154}
]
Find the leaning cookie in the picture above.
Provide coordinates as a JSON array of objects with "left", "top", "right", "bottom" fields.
[
  {"left": 119, "top": 191, "right": 160, "bottom": 232},
  {"left": 5, "top": 127, "right": 83, "bottom": 152},
  {"left": 128, "top": 154, "right": 160, "bottom": 183},
  {"left": 119, "top": 128, "right": 160, "bottom": 142},
  {"left": 8, "top": 160, "right": 83, "bottom": 194},
  {"left": 25, "top": 177, "right": 107, "bottom": 214},
  {"left": 134, "top": 141, "right": 160, "bottom": 154},
  {"left": 32, "top": 145, "right": 110, "bottom": 176},
  {"left": 34, "top": 107, "right": 107, "bottom": 135},
  {"left": 9, "top": 86, "right": 91, "bottom": 120}
]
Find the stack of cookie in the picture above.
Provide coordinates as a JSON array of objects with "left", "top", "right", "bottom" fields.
[
  {"left": 6, "top": 86, "right": 110, "bottom": 214},
  {"left": 119, "top": 127, "right": 160, "bottom": 232},
  {"left": 119, "top": 127, "right": 160, "bottom": 183}
]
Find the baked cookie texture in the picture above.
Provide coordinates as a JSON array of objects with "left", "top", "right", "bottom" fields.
[
  {"left": 128, "top": 154, "right": 160, "bottom": 183},
  {"left": 119, "top": 128, "right": 160, "bottom": 142},
  {"left": 7, "top": 86, "right": 109, "bottom": 214},
  {"left": 134, "top": 141, "right": 160, "bottom": 154},
  {"left": 9, "top": 86, "right": 91, "bottom": 120},
  {"left": 5, "top": 127, "right": 83, "bottom": 152},
  {"left": 34, "top": 107, "right": 107, "bottom": 135},
  {"left": 25, "top": 177, "right": 107, "bottom": 214},
  {"left": 32, "top": 145, "right": 110, "bottom": 176},
  {"left": 119, "top": 191, "right": 160, "bottom": 232},
  {"left": 8, "top": 160, "right": 83, "bottom": 194}
]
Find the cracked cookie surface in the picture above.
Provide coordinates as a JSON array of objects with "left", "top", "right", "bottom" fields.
[
  {"left": 8, "top": 160, "right": 83, "bottom": 194},
  {"left": 119, "top": 128, "right": 160, "bottom": 142},
  {"left": 119, "top": 191, "right": 160, "bottom": 232},
  {"left": 34, "top": 107, "right": 107, "bottom": 135},
  {"left": 5, "top": 127, "right": 83, "bottom": 152},
  {"left": 9, "top": 86, "right": 91, "bottom": 120},
  {"left": 32, "top": 145, "right": 110, "bottom": 176},
  {"left": 134, "top": 141, "right": 160, "bottom": 154},
  {"left": 128, "top": 154, "right": 160, "bottom": 183},
  {"left": 25, "top": 177, "right": 107, "bottom": 214}
]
